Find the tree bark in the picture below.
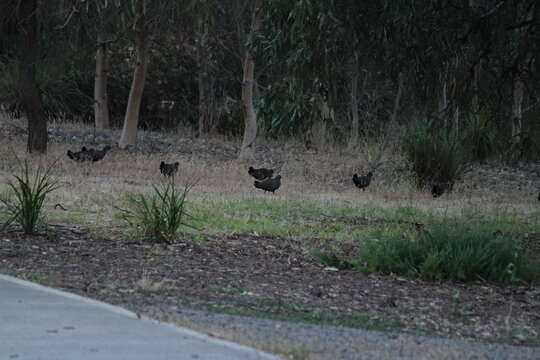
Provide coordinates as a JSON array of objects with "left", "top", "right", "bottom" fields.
[
  {"left": 17, "top": 0, "right": 47, "bottom": 153},
  {"left": 312, "top": 99, "right": 334, "bottom": 150},
  {"left": 119, "top": 0, "right": 148, "bottom": 149},
  {"left": 390, "top": 72, "right": 404, "bottom": 124},
  {"left": 511, "top": 75, "right": 524, "bottom": 144},
  {"left": 238, "top": 0, "right": 261, "bottom": 160},
  {"left": 196, "top": 24, "right": 212, "bottom": 137},
  {"left": 94, "top": 31, "right": 110, "bottom": 130},
  {"left": 350, "top": 71, "right": 360, "bottom": 148}
]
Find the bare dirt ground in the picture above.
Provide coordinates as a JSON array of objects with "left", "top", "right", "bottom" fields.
[{"left": 1, "top": 118, "right": 540, "bottom": 359}]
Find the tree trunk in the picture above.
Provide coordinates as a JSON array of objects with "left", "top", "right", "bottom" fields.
[
  {"left": 350, "top": 72, "right": 360, "bottom": 148},
  {"left": 119, "top": 0, "right": 148, "bottom": 149},
  {"left": 439, "top": 64, "right": 448, "bottom": 128},
  {"left": 511, "top": 75, "right": 524, "bottom": 144},
  {"left": 238, "top": 0, "right": 261, "bottom": 160},
  {"left": 197, "top": 70, "right": 209, "bottom": 137},
  {"left": 313, "top": 99, "right": 334, "bottom": 150},
  {"left": 390, "top": 72, "right": 404, "bottom": 124},
  {"left": 18, "top": 0, "right": 47, "bottom": 153},
  {"left": 94, "top": 31, "right": 110, "bottom": 130},
  {"left": 197, "top": 26, "right": 211, "bottom": 138}
]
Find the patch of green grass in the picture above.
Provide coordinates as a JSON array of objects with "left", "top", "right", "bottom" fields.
[
  {"left": 359, "top": 221, "right": 539, "bottom": 283},
  {"left": 311, "top": 250, "right": 355, "bottom": 270},
  {"left": 202, "top": 298, "right": 403, "bottom": 332}
]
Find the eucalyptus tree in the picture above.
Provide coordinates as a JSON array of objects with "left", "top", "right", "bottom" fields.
[
  {"left": 237, "top": 0, "right": 262, "bottom": 159},
  {"left": 6, "top": 0, "right": 48, "bottom": 153},
  {"left": 118, "top": 0, "right": 187, "bottom": 148},
  {"left": 82, "top": 0, "right": 126, "bottom": 131},
  {"left": 254, "top": 0, "right": 344, "bottom": 147}
]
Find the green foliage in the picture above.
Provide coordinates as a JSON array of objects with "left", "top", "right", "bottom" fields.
[
  {"left": 359, "top": 222, "right": 538, "bottom": 284},
  {"left": 118, "top": 182, "right": 196, "bottom": 244},
  {"left": 402, "top": 121, "right": 470, "bottom": 191},
  {"left": 0, "top": 161, "right": 61, "bottom": 234},
  {"left": 0, "top": 57, "right": 93, "bottom": 121}
]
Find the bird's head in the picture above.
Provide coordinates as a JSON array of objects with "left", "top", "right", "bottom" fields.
[{"left": 81, "top": 146, "right": 87, "bottom": 151}]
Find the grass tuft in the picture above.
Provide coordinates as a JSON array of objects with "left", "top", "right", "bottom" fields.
[
  {"left": 402, "top": 121, "right": 470, "bottom": 193},
  {"left": 0, "top": 160, "right": 61, "bottom": 234},
  {"left": 117, "top": 181, "right": 196, "bottom": 243},
  {"left": 359, "top": 221, "right": 539, "bottom": 283}
]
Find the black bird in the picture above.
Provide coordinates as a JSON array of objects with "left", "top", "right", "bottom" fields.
[
  {"left": 248, "top": 166, "right": 274, "bottom": 180},
  {"left": 160, "top": 161, "right": 179, "bottom": 177},
  {"left": 431, "top": 184, "right": 444, "bottom": 198},
  {"left": 89, "top": 145, "right": 112, "bottom": 162},
  {"left": 431, "top": 183, "right": 450, "bottom": 198},
  {"left": 352, "top": 172, "right": 373, "bottom": 191},
  {"left": 254, "top": 175, "right": 281, "bottom": 193},
  {"left": 67, "top": 146, "right": 93, "bottom": 162}
]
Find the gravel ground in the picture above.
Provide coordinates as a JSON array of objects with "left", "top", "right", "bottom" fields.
[{"left": 154, "top": 307, "right": 540, "bottom": 360}]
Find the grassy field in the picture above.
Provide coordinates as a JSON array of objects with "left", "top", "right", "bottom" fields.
[{"left": 1, "top": 117, "right": 540, "bottom": 352}]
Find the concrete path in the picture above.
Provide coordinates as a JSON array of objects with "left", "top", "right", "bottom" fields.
[{"left": 0, "top": 274, "right": 279, "bottom": 360}]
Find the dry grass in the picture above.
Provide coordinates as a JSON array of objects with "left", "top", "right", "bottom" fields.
[{"left": 0, "top": 116, "right": 538, "bottom": 230}]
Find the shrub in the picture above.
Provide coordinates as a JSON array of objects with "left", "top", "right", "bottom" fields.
[
  {"left": 117, "top": 181, "right": 196, "bottom": 244},
  {"left": 359, "top": 222, "right": 538, "bottom": 283},
  {"left": 0, "top": 161, "right": 61, "bottom": 234},
  {"left": 402, "top": 121, "right": 470, "bottom": 192}
]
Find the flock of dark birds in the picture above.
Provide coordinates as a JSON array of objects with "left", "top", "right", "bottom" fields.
[
  {"left": 66, "top": 145, "right": 539, "bottom": 199},
  {"left": 67, "top": 145, "right": 112, "bottom": 162}
]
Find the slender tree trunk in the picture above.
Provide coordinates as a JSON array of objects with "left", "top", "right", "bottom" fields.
[
  {"left": 119, "top": 0, "right": 148, "bottom": 149},
  {"left": 350, "top": 72, "right": 360, "bottom": 147},
  {"left": 94, "top": 31, "right": 110, "bottom": 130},
  {"left": 239, "top": 49, "right": 257, "bottom": 159},
  {"left": 313, "top": 99, "right": 333, "bottom": 150},
  {"left": 196, "top": 26, "right": 211, "bottom": 138},
  {"left": 390, "top": 72, "right": 404, "bottom": 124},
  {"left": 18, "top": 0, "right": 47, "bottom": 153},
  {"left": 198, "top": 70, "right": 208, "bottom": 137},
  {"left": 439, "top": 64, "right": 448, "bottom": 128},
  {"left": 511, "top": 75, "right": 524, "bottom": 144},
  {"left": 238, "top": 0, "right": 261, "bottom": 160}
]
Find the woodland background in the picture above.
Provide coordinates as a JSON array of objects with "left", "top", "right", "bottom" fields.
[{"left": 0, "top": 0, "right": 539, "bottom": 163}]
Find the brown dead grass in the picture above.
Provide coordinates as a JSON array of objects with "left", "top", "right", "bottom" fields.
[{"left": 0, "top": 116, "right": 539, "bottom": 226}]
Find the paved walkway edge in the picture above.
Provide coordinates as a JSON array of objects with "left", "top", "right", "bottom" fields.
[{"left": 0, "top": 274, "right": 280, "bottom": 360}]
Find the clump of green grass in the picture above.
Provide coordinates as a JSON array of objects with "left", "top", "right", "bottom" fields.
[
  {"left": 311, "top": 250, "right": 355, "bottom": 270},
  {"left": 402, "top": 120, "right": 470, "bottom": 193},
  {"left": 0, "top": 160, "right": 60, "bottom": 234},
  {"left": 117, "top": 181, "right": 196, "bottom": 243},
  {"left": 359, "top": 221, "right": 538, "bottom": 284}
]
